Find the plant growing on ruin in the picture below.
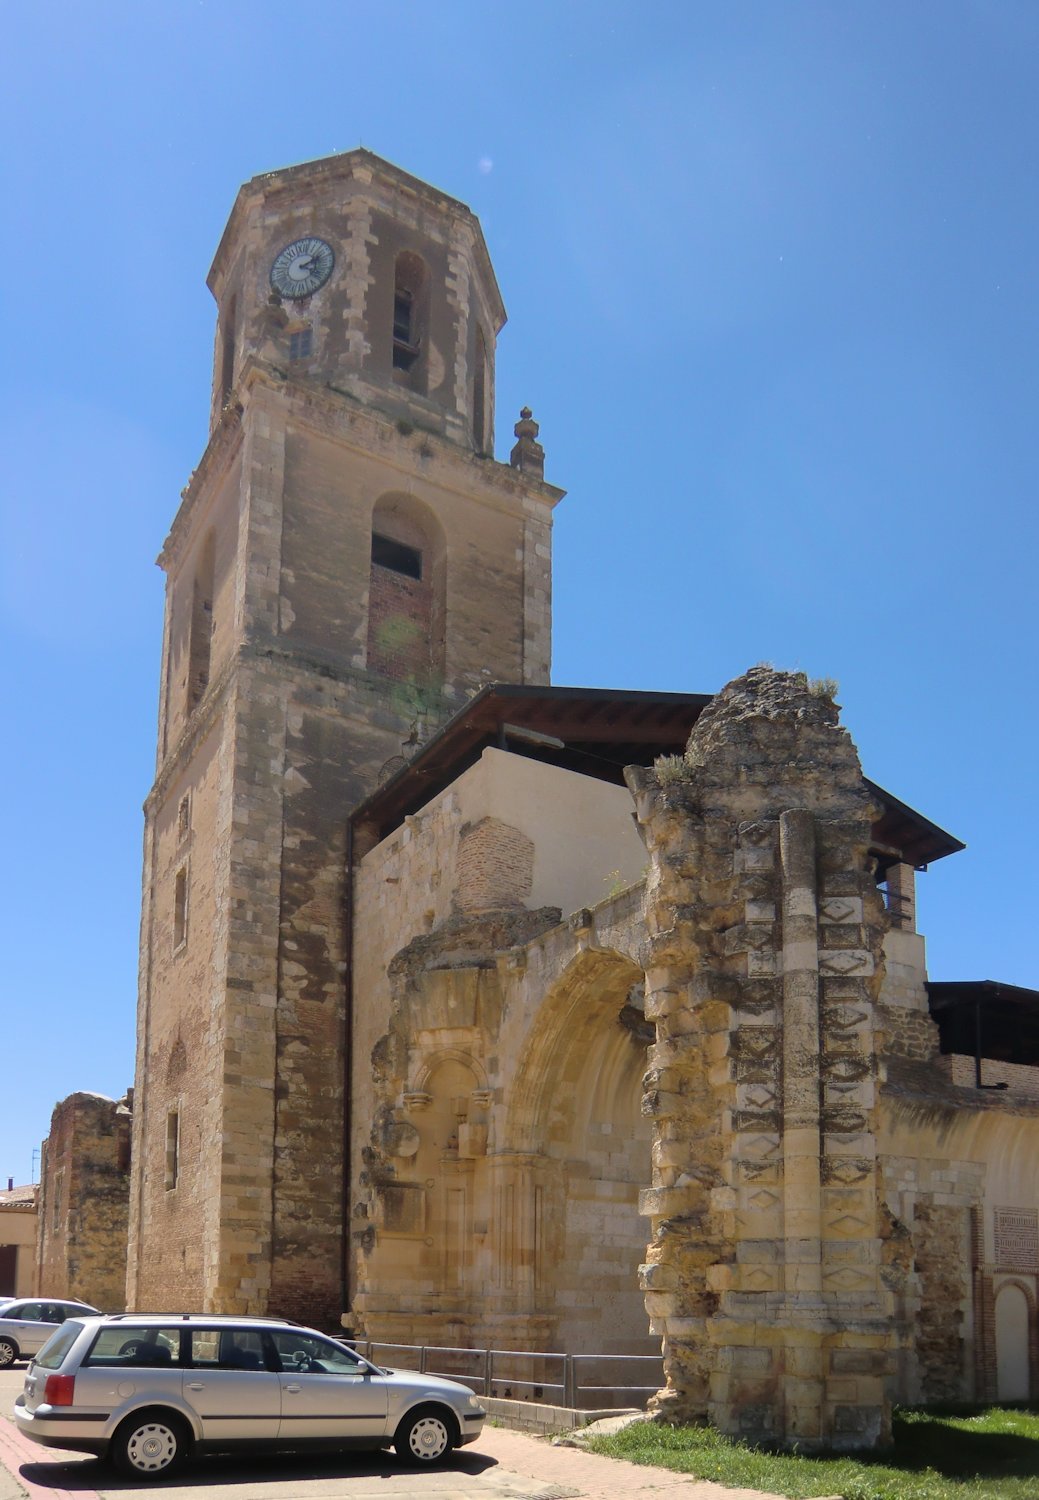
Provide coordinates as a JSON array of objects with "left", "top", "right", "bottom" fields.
[
  {"left": 654, "top": 753, "right": 690, "bottom": 785},
  {"left": 654, "top": 743, "right": 706, "bottom": 784}
]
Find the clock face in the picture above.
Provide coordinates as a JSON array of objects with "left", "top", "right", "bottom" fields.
[{"left": 270, "top": 237, "right": 334, "bottom": 299}]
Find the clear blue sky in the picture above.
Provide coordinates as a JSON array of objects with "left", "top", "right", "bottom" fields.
[{"left": 2, "top": 2, "right": 1037, "bottom": 1185}]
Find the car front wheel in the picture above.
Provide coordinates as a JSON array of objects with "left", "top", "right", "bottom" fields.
[
  {"left": 394, "top": 1406, "right": 455, "bottom": 1465},
  {"left": 0, "top": 1339, "right": 17, "bottom": 1368},
  {"left": 112, "top": 1411, "right": 189, "bottom": 1479}
]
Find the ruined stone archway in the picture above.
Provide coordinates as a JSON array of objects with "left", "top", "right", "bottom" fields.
[{"left": 503, "top": 947, "right": 657, "bottom": 1356}]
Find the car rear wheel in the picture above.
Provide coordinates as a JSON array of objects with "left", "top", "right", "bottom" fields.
[
  {"left": 112, "top": 1411, "right": 189, "bottom": 1479},
  {"left": 394, "top": 1406, "right": 456, "bottom": 1465},
  {"left": 0, "top": 1339, "right": 17, "bottom": 1368}
]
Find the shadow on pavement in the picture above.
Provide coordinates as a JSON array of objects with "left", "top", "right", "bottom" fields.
[{"left": 20, "top": 1445, "right": 499, "bottom": 1490}]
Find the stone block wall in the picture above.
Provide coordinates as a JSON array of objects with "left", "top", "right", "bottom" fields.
[
  {"left": 914, "top": 1200, "right": 973, "bottom": 1402},
  {"left": 37, "top": 1092, "right": 131, "bottom": 1311},
  {"left": 351, "top": 746, "right": 648, "bottom": 1233},
  {"left": 206, "top": 151, "right": 503, "bottom": 451},
  {"left": 878, "top": 926, "right": 939, "bottom": 1063},
  {"left": 353, "top": 840, "right": 659, "bottom": 1360},
  {"left": 135, "top": 308, "right": 561, "bottom": 1321}
]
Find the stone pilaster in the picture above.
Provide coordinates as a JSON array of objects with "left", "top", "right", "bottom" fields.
[{"left": 627, "top": 667, "right": 898, "bottom": 1451}]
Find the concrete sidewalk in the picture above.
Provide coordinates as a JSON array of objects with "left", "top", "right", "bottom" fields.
[
  {"left": 0, "top": 1369, "right": 791, "bottom": 1500},
  {"left": 480, "top": 1424, "right": 792, "bottom": 1500},
  {"left": 0, "top": 1432, "right": 794, "bottom": 1500}
]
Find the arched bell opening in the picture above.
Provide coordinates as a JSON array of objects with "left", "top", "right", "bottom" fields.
[{"left": 366, "top": 492, "right": 447, "bottom": 710}]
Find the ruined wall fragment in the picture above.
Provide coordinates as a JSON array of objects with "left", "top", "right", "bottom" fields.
[
  {"left": 37, "top": 1092, "right": 132, "bottom": 1311},
  {"left": 627, "top": 667, "right": 899, "bottom": 1452}
]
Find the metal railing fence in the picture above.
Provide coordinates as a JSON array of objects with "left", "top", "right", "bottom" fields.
[{"left": 343, "top": 1338, "right": 662, "bottom": 1411}]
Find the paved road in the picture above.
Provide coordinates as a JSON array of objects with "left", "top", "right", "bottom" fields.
[{"left": 0, "top": 1367, "right": 791, "bottom": 1500}]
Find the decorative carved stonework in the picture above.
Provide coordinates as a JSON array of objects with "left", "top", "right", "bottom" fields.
[
  {"left": 995, "top": 1208, "right": 1039, "bottom": 1269},
  {"left": 627, "top": 667, "right": 894, "bottom": 1452}
]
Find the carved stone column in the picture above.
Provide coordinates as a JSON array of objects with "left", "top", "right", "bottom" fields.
[{"left": 627, "top": 667, "right": 897, "bottom": 1451}]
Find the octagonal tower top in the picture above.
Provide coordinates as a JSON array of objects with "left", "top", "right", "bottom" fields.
[{"left": 206, "top": 149, "right": 506, "bottom": 454}]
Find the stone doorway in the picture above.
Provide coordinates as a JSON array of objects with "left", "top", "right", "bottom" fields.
[
  {"left": 995, "top": 1282, "right": 1031, "bottom": 1401},
  {"left": 507, "top": 948, "right": 655, "bottom": 1358}
]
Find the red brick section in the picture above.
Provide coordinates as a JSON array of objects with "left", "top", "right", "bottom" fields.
[
  {"left": 367, "top": 564, "right": 432, "bottom": 682},
  {"left": 0, "top": 1415, "right": 99, "bottom": 1500},
  {"left": 456, "top": 817, "right": 534, "bottom": 911}
]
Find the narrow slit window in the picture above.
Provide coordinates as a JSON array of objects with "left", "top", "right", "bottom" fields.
[
  {"left": 188, "top": 532, "right": 216, "bottom": 713},
  {"left": 165, "top": 1111, "right": 180, "bottom": 1190},
  {"left": 391, "top": 252, "right": 426, "bottom": 382},
  {"left": 220, "top": 295, "right": 237, "bottom": 403},
  {"left": 173, "top": 866, "right": 188, "bottom": 951},
  {"left": 393, "top": 292, "right": 413, "bottom": 348},
  {"left": 177, "top": 794, "right": 191, "bottom": 842},
  {"left": 473, "top": 327, "right": 487, "bottom": 452},
  {"left": 371, "top": 532, "right": 422, "bottom": 580},
  {"left": 392, "top": 291, "right": 417, "bottom": 371}
]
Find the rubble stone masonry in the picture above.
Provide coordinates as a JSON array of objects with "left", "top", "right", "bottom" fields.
[{"left": 37, "top": 1093, "right": 131, "bottom": 1311}]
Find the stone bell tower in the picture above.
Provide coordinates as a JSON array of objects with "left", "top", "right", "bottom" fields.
[{"left": 128, "top": 150, "right": 563, "bottom": 1324}]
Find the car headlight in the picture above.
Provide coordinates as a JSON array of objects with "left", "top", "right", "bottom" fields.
[{"left": 464, "top": 1392, "right": 483, "bottom": 1410}]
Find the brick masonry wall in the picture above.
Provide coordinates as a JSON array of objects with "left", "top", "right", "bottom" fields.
[
  {"left": 367, "top": 564, "right": 433, "bottom": 682},
  {"left": 942, "top": 1054, "right": 1039, "bottom": 1102},
  {"left": 456, "top": 817, "right": 534, "bottom": 911}
]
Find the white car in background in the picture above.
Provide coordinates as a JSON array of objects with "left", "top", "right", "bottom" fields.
[{"left": 0, "top": 1298, "right": 100, "bottom": 1367}]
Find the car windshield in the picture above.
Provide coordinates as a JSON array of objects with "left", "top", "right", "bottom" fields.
[
  {"left": 34, "top": 1321, "right": 83, "bottom": 1370},
  {"left": 268, "top": 1331, "right": 369, "bottom": 1375}
]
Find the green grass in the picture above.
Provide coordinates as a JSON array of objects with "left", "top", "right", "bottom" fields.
[{"left": 583, "top": 1407, "right": 1039, "bottom": 1499}]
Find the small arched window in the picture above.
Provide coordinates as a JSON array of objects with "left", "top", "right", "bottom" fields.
[{"left": 391, "top": 252, "right": 428, "bottom": 392}]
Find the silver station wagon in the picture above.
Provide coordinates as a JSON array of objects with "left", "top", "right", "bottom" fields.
[{"left": 14, "top": 1313, "right": 486, "bottom": 1478}]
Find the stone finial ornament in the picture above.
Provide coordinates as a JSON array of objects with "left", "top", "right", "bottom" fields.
[{"left": 510, "top": 407, "right": 545, "bottom": 478}]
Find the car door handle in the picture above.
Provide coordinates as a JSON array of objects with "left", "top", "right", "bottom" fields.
[
  {"left": 187, "top": 1382, "right": 205, "bottom": 1391},
  {"left": 285, "top": 1384, "right": 301, "bottom": 1394}
]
